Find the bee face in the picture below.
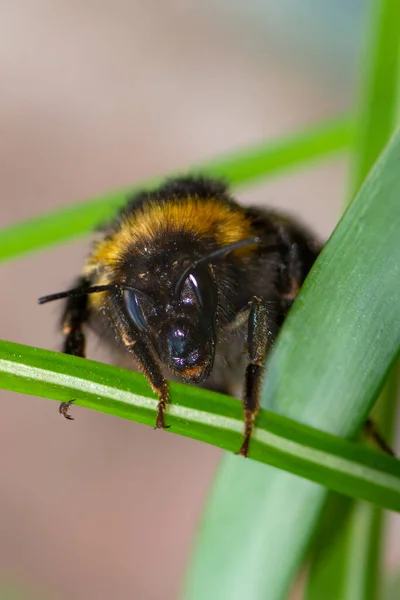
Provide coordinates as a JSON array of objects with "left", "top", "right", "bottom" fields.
[{"left": 121, "top": 245, "right": 218, "bottom": 383}]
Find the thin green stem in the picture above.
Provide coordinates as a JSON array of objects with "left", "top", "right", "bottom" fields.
[
  {"left": 0, "top": 116, "right": 353, "bottom": 263},
  {"left": 1, "top": 339, "right": 400, "bottom": 511}
]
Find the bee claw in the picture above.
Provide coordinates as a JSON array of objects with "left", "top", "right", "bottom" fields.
[
  {"left": 154, "top": 421, "right": 171, "bottom": 430},
  {"left": 237, "top": 434, "right": 250, "bottom": 458},
  {"left": 59, "top": 400, "right": 75, "bottom": 420},
  {"left": 154, "top": 400, "right": 170, "bottom": 430}
]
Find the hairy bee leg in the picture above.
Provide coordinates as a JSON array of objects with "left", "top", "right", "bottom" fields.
[
  {"left": 364, "top": 418, "right": 395, "bottom": 456},
  {"left": 238, "top": 297, "right": 279, "bottom": 458},
  {"left": 123, "top": 339, "right": 170, "bottom": 429},
  {"left": 155, "top": 382, "right": 170, "bottom": 430},
  {"left": 61, "top": 277, "right": 90, "bottom": 358},
  {"left": 110, "top": 298, "right": 171, "bottom": 429},
  {"left": 60, "top": 277, "right": 90, "bottom": 420}
]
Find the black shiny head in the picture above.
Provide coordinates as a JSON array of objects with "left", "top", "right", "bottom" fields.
[
  {"left": 160, "top": 261, "right": 218, "bottom": 382},
  {"left": 123, "top": 258, "right": 218, "bottom": 383},
  {"left": 121, "top": 236, "right": 258, "bottom": 382},
  {"left": 38, "top": 236, "right": 259, "bottom": 385}
]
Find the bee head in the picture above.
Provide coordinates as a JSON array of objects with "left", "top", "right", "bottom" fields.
[
  {"left": 120, "top": 236, "right": 258, "bottom": 383},
  {"left": 38, "top": 236, "right": 258, "bottom": 385},
  {"left": 123, "top": 247, "right": 219, "bottom": 383}
]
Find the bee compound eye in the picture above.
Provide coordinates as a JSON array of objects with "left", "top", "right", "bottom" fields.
[
  {"left": 124, "top": 290, "right": 147, "bottom": 331},
  {"left": 185, "top": 265, "right": 218, "bottom": 315}
]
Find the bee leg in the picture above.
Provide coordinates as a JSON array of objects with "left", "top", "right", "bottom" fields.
[
  {"left": 61, "top": 277, "right": 90, "bottom": 357},
  {"left": 123, "top": 339, "right": 170, "bottom": 429},
  {"left": 238, "top": 297, "right": 279, "bottom": 458},
  {"left": 111, "top": 302, "right": 170, "bottom": 430},
  {"left": 363, "top": 418, "right": 395, "bottom": 456},
  {"left": 60, "top": 277, "right": 90, "bottom": 420}
]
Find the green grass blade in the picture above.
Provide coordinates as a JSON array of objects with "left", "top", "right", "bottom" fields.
[
  {"left": 306, "top": 495, "right": 383, "bottom": 600},
  {"left": 339, "top": 0, "right": 400, "bottom": 594},
  {"left": 350, "top": 0, "right": 400, "bottom": 196},
  {"left": 184, "top": 129, "right": 400, "bottom": 600},
  {"left": 2, "top": 339, "right": 400, "bottom": 510},
  {"left": 307, "top": 0, "right": 400, "bottom": 597},
  {"left": 307, "top": 382, "right": 398, "bottom": 600},
  {"left": 304, "top": 493, "right": 354, "bottom": 600},
  {"left": 0, "top": 116, "right": 353, "bottom": 264},
  {"left": 339, "top": 504, "right": 384, "bottom": 600}
]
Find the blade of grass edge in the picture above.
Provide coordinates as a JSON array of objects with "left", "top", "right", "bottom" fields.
[
  {"left": 306, "top": 0, "right": 400, "bottom": 597},
  {"left": 184, "top": 130, "right": 400, "bottom": 600},
  {"left": 0, "top": 116, "right": 353, "bottom": 264},
  {"left": 1, "top": 340, "right": 400, "bottom": 510}
]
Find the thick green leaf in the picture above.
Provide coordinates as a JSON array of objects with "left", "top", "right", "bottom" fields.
[
  {"left": 184, "top": 130, "right": 400, "bottom": 600},
  {"left": 0, "top": 116, "right": 353, "bottom": 263},
  {"left": 2, "top": 339, "right": 400, "bottom": 510},
  {"left": 307, "top": 381, "right": 398, "bottom": 600},
  {"left": 307, "top": 0, "right": 400, "bottom": 597}
]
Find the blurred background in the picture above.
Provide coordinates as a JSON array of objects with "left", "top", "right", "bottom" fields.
[{"left": 0, "top": 1, "right": 398, "bottom": 599}]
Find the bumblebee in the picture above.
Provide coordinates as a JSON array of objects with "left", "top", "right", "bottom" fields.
[{"left": 39, "top": 176, "right": 320, "bottom": 457}]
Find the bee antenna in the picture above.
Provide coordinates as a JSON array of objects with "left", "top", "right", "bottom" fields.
[
  {"left": 38, "top": 285, "right": 118, "bottom": 305},
  {"left": 38, "top": 284, "right": 149, "bottom": 305},
  {"left": 174, "top": 236, "right": 260, "bottom": 299}
]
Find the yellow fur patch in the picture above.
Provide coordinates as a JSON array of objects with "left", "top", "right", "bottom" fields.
[
  {"left": 87, "top": 197, "right": 253, "bottom": 269},
  {"left": 84, "top": 197, "right": 254, "bottom": 309}
]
